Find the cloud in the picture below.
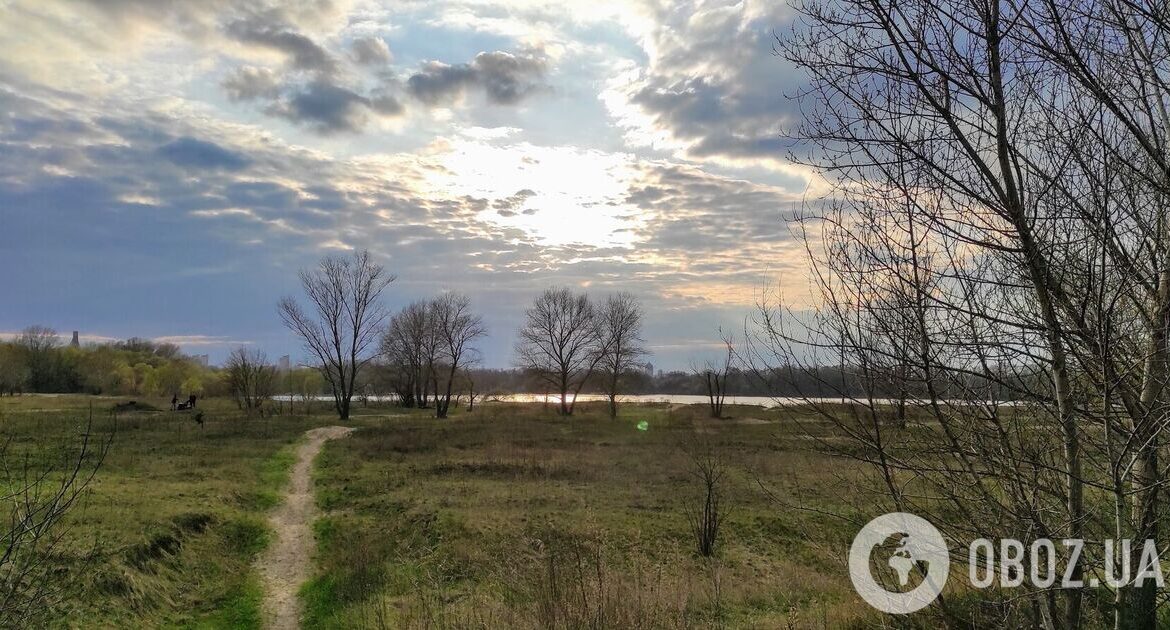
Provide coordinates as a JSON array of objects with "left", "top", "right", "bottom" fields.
[
  {"left": 349, "top": 36, "right": 392, "bottom": 65},
  {"left": 222, "top": 66, "right": 282, "bottom": 101},
  {"left": 614, "top": 162, "right": 807, "bottom": 306},
  {"left": 267, "top": 81, "right": 368, "bottom": 132},
  {"left": 152, "top": 335, "right": 253, "bottom": 346},
  {"left": 264, "top": 79, "right": 403, "bottom": 133},
  {"left": 0, "top": 90, "right": 786, "bottom": 365},
  {"left": 0, "top": 0, "right": 810, "bottom": 367},
  {"left": 407, "top": 50, "right": 548, "bottom": 106},
  {"left": 225, "top": 17, "right": 336, "bottom": 74},
  {"left": 604, "top": 2, "right": 805, "bottom": 169},
  {"left": 368, "top": 90, "right": 405, "bottom": 116},
  {"left": 492, "top": 188, "right": 535, "bottom": 216},
  {"left": 156, "top": 136, "right": 251, "bottom": 171}
]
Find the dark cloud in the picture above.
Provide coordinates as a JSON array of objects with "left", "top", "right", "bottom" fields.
[
  {"left": 473, "top": 51, "right": 548, "bottom": 104},
  {"left": 225, "top": 17, "right": 336, "bottom": 74},
  {"left": 368, "top": 91, "right": 404, "bottom": 116},
  {"left": 262, "top": 80, "right": 404, "bottom": 134},
  {"left": 624, "top": 164, "right": 796, "bottom": 258},
  {"left": 492, "top": 188, "right": 535, "bottom": 216},
  {"left": 221, "top": 66, "right": 281, "bottom": 101},
  {"left": 407, "top": 50, "right": 547, "bottom": 106},
  {"left": 156, "top": 136, "right": 250, "bottom": 171},
  {"left": 620, "top": 6, "right": 802, "bottom": 164},
  {"left": 407, "top": 63, "right": 476, "bottom": 104},
  {"left": 349, "top": 36, "right": 391, "bottom": 65},
  {"left": 265, "top": 80, "right": 369, "bottom": 133},
  {"left": 630, "top": 72, "right": 795, "bottom": 160},
  {"left": 221, "top": 63, "right": 404, "bottom": 133}
]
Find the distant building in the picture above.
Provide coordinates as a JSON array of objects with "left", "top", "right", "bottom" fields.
[
  {"left": 278, "top": 355, "right": 291, "bottom": 372},
  {"left": 69, "top": 331, "right": 80, "bottom": 348},
  {"left": 196, "top": 354, "right": 210, "bottom": 367}
]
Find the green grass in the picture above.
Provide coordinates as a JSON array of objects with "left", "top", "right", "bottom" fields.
[
  {"left": 0, "top": 394, "right": 348, "bottom": 627},
  {"left": 185, "top": 577, "right": 264, "bottom": 629}
]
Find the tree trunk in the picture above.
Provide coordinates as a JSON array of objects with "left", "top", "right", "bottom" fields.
[
  {"left": 557, "top": 370, "right": 570, "bottom": 415},
  {"left": 1125, "top": 267, "right": 1170, "bottom": 630},
  {"left": 437, "top": 365, "right": 457, "bottom": 419}
]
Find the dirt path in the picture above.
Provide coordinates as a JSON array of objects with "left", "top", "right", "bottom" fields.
[{"left": 257, "top": 426, "right": 354, "bottom": 630}]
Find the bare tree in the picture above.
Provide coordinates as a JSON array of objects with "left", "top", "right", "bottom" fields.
[
  {"left": 463, "top": 371, "right": 478, "bottom": 412},
  {"left": 381, "top": 301, "right": 430, "bottom": 408},
  {"left": 225, "top": 347, "right": 276, "bottom": 415},
  {"left": 597, "top": 293, "right": 647, "bottom": 418},
  {"left": 681, "top": 439, "right": 728, "bottom": 558},
  {"left": 694, "top": 334, "right": 732, "bottom": 420},
  {"left": 514, "top": 287, "right": 605, "bottom": 416},
  {"left": 431, "top": 293, "right": 487, "bottom": 419},
  {"left": 0, "top": 409, "right": 110, "bottom": 626},
  {"left": 752, "top": 1, "right": 1170, "bottom": 627},
  {"left": 279, "top": 250, "right": 394, "bottom": 420}
]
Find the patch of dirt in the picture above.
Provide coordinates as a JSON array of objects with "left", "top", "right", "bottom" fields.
[{"left": 256, "top": 426, "right": 354, "bottom": 629}]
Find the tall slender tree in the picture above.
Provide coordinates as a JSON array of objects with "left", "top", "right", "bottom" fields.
[
  {"left": 279, "top": 250, "right": 393, "bottom": 420},
  {"left": 597, "top": 292, "right": 647, "bottom": 418},
  {"left": 382, "top": 300, "right": 430, "bottom": 408},
  {"left": 431, "top": 293, "right": 486, "bottom": 418}
]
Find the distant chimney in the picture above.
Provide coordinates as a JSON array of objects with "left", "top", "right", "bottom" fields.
[{"left": 70, "top": 331, "right": 80, "bottom": 347}]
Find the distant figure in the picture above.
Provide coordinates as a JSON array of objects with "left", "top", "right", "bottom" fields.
[
  {"left": 188, "top": 394, "right": 197, "bottom": 409},
  {"left": 171, "top": 395, "right": 178, "bottom": 411},
  {"left": 193, "top": 411, "right": 204, "bottom": 427}
]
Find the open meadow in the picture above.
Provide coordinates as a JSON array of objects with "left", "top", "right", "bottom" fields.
[{"left": 0, "top": 395, "right": 889, "bottom": 629}]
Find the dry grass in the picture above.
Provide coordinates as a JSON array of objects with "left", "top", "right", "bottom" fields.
[
  {"left": 304, "top": 401, "right": 882, "bottom": 629},
  {"left": 0, "top": 395, "right": 897, "bottom": 628}
]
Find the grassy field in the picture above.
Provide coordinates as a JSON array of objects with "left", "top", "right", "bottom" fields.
[
  {"left": 0, "top": 395, "right": 887, "bottom": 628},
  {"left": 0, "top": 395, "right": 329, "bottom": 628},
  {"left": 303, "top": 402, "right": 880, "bottom": 629}
]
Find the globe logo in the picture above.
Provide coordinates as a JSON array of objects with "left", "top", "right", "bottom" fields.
[{"left": 848, "top": 512, "right": 949, "bottom": 614}]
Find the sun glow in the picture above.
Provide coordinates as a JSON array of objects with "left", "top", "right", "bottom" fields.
[{"left": 425, "top": 139, "right": 644, "bottom": 247}]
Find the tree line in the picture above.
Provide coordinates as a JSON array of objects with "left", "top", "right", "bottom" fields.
[
  {"left": 0, "top": 328, "right": 214, "bottom": 397},
  {"left": 277, "top": 252, "right": 653, "bottom": 419}
]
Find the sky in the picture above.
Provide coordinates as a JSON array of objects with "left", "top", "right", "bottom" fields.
[{"left": 0, "top": 0, "right": 819, "bottom": 369}]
